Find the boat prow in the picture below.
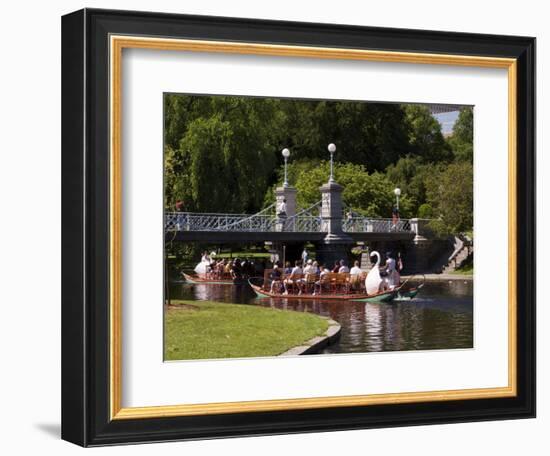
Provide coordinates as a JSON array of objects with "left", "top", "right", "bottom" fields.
[
  {"left": 182, "top": 272, "right": 200, "bottom": 284},
  {"left": 395, "top": 282, "right": 424, "bottom": 301},
  {"left": 249, "top": 283, "right": 272, "bottom": 298},
  {"left": 352, "top": 288, "right": 399, "bottom": 303},
  {"left": 182, "top": 272, "right": 242, "bottom": 285}
]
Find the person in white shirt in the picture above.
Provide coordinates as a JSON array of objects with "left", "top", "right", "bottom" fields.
[
  {"left": 313, "top": 265, "right": 330, "bottom": 295},
  {"left": 277, "top": 199, "right": 288, "bottom": 230},
  {"left": 302, "top": 259, "right": 314, "bottom": 275},
  {"left": 349, "top": 260, "right": 363, "bottom": 290},
  {"left": 301, "top": 248, "right": 308, "bottom": 265},
  {"left": 283, "top": 260, "right": 303, "bottom": 294},
  {"left": 311, "top": 261, "right": 320, "bottom": 275},
  {"left": 385, "top": 251, "right": 400, "bottom": 290},
  {"left": 277, "top": 198, "right": 287, "bottom": 216},
  {"left": 338, "top": 260, "right": 350, "bottom": 273},
  {"left": 301, "top": 259, "right": 316, "bottom": 294},
  {"left": 350, "top": 260, "right": 362, "bottom": 275}
]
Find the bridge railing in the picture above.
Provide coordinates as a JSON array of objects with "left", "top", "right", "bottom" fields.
[
  {"left": 165, "top": 212, "right": 273, "bottom": 232},
  {"left": 166, "top": 212, "right": 412, "bottom": 233},
  {"left": 225, "top": 215, "right": 277, "bottom": 232},
  {"left": 343, "top": 217, "right": 411, "bottom": 233},
  {"left": 284, "top": 216, "right": 322, "bottom": 232}
]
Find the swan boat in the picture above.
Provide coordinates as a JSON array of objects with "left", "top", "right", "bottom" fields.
[
  {"left": 248, "top": 279, "right": 424, "bottom": 302},
  {"left": 249, "top": 256, "right": 424, "bottom": 303},
  {"left": 248, "top": 282, "right": 415, "bottom": 303},
  {"left": 181, "top": 272, "right": 245, "bottom": 285}
]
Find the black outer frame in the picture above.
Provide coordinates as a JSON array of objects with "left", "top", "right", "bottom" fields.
[{"left": 61, "top": 8, "right": 536, "bottom": 447}]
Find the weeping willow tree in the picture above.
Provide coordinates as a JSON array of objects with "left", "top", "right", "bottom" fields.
[{"left": 164, "top": 95, "right": 282, "bottom": 213}]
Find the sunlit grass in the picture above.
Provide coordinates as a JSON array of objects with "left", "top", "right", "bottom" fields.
[
  {"left": 451, "top": 264, "right": 474, "bottom": 275},
  {"left": 164, "top": 300, "right": 328, "bottom": 361},
  {"left": 451, "top": 254, "right": 474, "bottom": 275}
]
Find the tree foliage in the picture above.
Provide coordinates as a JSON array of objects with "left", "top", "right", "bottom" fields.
[
  {"left": 266, "top": 160, "right": 413, "bottom": 218},
  {"left": 404, "top": 105, "right": 453, "bottom": 163},
  {"left": 425, "top": 161, "right": 474, "bottom": 235},
  {"left": 385, "top": 155, "right": 446, "bottom": 215},
  {"left": 447, "top": 107, "right": 474, "bottom": 162},
  {"left": 276, "top": 101, "right": 411, "bottom": 170},
  {"left": 164, "top": 96, "right": 281, "bottom": 212},
  {"left": 164, "top": 94, "right": 474, "bottom": 234}
]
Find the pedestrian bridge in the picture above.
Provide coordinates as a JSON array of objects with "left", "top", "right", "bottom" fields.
[{"left": 165, "top": 210, "right": 415, "bottom": 243}]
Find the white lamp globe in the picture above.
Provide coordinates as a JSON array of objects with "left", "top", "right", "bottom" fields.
[
  {"left": 282, "top": 148, "right": 290, "bottom": 158},
  {"left": 328, "top": 143, "right": 336, "bottom": 153},
  {"left": 394, "top": 188, "right": 401, "bottom": 196}
]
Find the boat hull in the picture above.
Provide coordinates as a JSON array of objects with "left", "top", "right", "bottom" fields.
[
  {"left": 249, "top": 283, "right": 397, "bottom": 302},
  {"left": 395, "top": 283, "right": 424, "bottom": 300},
  {"left": 353, "top": 290, "right": 399, "bottom": 303},
  {"left": 396, "top": 288, "right": 419, "bottom": 300},
  {"left": 182, "top": 272, "right": 240, "bottom": 285}
]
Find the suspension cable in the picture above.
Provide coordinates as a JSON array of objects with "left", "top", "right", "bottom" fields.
[
  {"left": 286, "top": 200, "right": 322, "bottom": 221},
  {"left": 219, "top": 202, "right": 276, "bottom": 229}
]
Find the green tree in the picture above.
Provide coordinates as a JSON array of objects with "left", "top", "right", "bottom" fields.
[
  {"left": 425, "top": 161, "right": 473, "bottom": 235},
  {"left": 164, "top": 93, "right": 470, "bottom": 219},
  {"left": 417, "top": 203, "right": 434, "bottom": 219},
  {"left": 164, "top": 144, "right": 194, "bottom": 211},
  {"left": 404, "top": 105, "right": 453, "bottom": 163},
  {"left": 276, "top": 100, "right": 411, "bottom": 171},
  {"left": 164, "top": 95, "right": 282, "bottom": 213},
  {"left": 267, "top": 160, "right": 412, "bottom": 217},
  {"left": 385, "top": 155, "right": 445, "bottom": 215},
  {"left": 448, "top": 107, "right": 474, "bottom": 162}
]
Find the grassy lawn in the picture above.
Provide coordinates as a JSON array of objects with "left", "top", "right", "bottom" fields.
[
  {"left": 450, "top": 254, "right": 474, "bottom": 275},
  {"left": 450, "top": 264, "right": 474, "bottom": 275},
  {"left": 165, "top": 300, "right": 329, "bottom": 360}
]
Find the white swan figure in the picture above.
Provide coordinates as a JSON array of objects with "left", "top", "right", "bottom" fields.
[
  {"left": 194, "top": 253, "right": 210, "bottom": 275},
  {"left": 194, "top": 261, "right": 208, "bottom": 275},
  {"left": 365, "top": 251, "right": 383, "bottom": 295}
]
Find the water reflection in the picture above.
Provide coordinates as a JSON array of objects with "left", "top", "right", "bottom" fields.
[{"left": 168, "top": 280, "right": 473, "bottom": 354}]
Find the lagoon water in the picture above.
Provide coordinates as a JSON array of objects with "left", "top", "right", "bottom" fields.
[{"left": 168, "top": 280, "right": 473, "bottom": 354}]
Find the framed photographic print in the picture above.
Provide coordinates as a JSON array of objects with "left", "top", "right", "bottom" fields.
[{"left": 61, "top": 8, "right": 535, "bottom": 446}]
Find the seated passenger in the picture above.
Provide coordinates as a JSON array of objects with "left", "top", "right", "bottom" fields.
[
  {"left": 349, "top": 260, "right": 363, "bottom": 290},
  {"left": 283, "top": 260, "right": 303, "bottom": 295},
  {"left": 311, "top": 261, "right": 320, "bottom": 275},
  {"left": 224, "top": 260, "right": 232, "bottom": 277},
  {"left": 338, "top": 259, "right": 350, "bottom": 273},
  {"left": 313, "top": 265, "right": 330, "bottom": 296},
  {"left": 284, "top": 261, "right": 293, "bottom": 275},
  {"left": 301, "top": 259, "right": 317, "bottom": 294},
  {"left": 302, "top": 259, "right": 314, "bottom": 275},
  {"left": 269, "top": 264, "right": 283, "bottom": 293}
]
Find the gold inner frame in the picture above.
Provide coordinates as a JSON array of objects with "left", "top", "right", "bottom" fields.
[{"left": 109, "top": 35, "right": 517, "bottom": 420}]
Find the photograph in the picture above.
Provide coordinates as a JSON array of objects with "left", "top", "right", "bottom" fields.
[{"left": 163, "top": 94, "right": 474, "bottom": 361}]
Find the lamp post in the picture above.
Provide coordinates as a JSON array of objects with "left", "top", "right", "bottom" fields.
[
  {"left": 282, "top": 148, "right": 290, "bottom": 187},
  {"left": 394, "top": 187, "right": 401, "bottom": 211},
  {"left": 328, "top": 143, "right": 336, "bottom": 182}
]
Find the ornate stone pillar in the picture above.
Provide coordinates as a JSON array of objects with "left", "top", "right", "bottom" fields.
[
  {"left": 316, "top": 180, "right": 353, "bottom": 266},
  {"left": 274, "top": 186, "right": 297, "bottom": 232}
]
